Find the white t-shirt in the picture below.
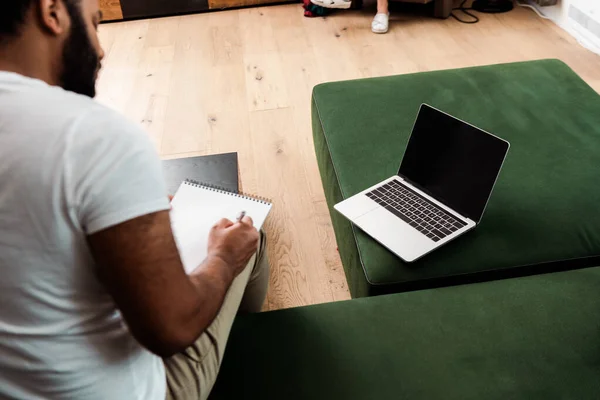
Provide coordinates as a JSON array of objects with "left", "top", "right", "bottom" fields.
[{"left": 0, "top": 72, "right": 170, "bottom": 399}]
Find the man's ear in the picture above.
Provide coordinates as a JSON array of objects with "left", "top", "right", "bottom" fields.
[{"left": 37, "top": 0, "right": 71, "bottom": 36}]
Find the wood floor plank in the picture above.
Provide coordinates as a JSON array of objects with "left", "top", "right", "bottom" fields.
[
  {"left": 96, "top": 20, "right": 149, "bottom": 111},
  {"left": 239, "top": 9, "right": 290, "bottom": 111},
  {"left": 122, "top": 45, "right": 175, "bottom": 151},
  {"left": 97, "top": 5, "right": 600, "bottom": 310},
  {"left": 302, "top": 16, "right": 364, "bottom": 82},
  {"left": 159, "top": 17, "right": 214, "bottom": 155},
  {"left": 249, "top": 108, "right": 334, "bottom": 309},
  {"left": 145, "top": 17, "right": 182, "bottom": 48},
  {"left": 242, "top": 53, "right": 290, "bottom": 111},
  {"left": 269, "top": 12, "right": 350, "bottom": 303},
  {"left": 205, "top": 62, "right": 258, "bottom": 196}
]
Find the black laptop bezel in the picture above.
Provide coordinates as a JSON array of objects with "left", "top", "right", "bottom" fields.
[{"left": 397, "top": 104, "right": 510, "bottom": 224}]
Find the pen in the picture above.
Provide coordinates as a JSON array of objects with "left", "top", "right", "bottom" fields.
[{"left": 236, "top": 211, "right": 246, "bottom": 222}]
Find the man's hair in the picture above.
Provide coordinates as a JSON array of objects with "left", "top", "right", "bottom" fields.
[{"left": 0, "top": 0, "right": 80, "bottom": 38}]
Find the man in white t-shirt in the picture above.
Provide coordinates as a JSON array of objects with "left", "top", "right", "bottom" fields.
[{"left": 0, "top": 1, "right": 270, "bottom": 399}]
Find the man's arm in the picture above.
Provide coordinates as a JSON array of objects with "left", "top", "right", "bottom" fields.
[
  {"left": 87, "top": 211, "right": 259, "bottom": 357},
  {"left": 69, "top": 108, "right": 259, "bottom": 356}
]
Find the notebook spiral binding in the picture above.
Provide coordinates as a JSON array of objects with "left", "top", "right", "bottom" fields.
[{"left": 184, "top": 179, "right": 271, "bottom": 205}]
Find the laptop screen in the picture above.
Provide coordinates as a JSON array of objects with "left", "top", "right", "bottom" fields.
[{"left": 398, "top": 105, "right": 509, "bottom": 223}]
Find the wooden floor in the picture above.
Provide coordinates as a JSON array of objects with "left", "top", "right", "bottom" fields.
[{"left": 97, "top": 3, "right": 600, "bottom": 311}]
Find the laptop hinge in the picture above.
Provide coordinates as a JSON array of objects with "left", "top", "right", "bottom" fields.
[{"left": 396, "top": 174, "right": 473, "bottom": 224}]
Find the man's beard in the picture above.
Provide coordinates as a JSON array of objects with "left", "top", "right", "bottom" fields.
[{"left": 59, "top": 4, "right": 99, "bottom": 98}]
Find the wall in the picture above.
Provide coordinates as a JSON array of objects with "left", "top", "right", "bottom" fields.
[{"left": 530, "top": 0, "right": 600, "bottom": 55}]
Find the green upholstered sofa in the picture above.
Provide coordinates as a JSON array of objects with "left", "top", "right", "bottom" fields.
[
  {"left": 209, "top": 61, "right": 600, "bottom": 399},
  {"left": 211, "top": 267, "right": 600, "bottom": 399},
  {"left": 312, "top": 59, "right": 600, "bottom": 298}
]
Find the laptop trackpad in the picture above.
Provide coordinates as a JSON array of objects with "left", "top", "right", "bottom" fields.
[
  {"left": 354, "top": 207, "right": 433, "bottom": 262},
  {"left": 335, "top": 194, "right": 380, "bottom": 220}
]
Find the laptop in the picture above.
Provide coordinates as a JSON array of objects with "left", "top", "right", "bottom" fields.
[{"left": 334, "top": 104, "right": 510, "bottom": 263}]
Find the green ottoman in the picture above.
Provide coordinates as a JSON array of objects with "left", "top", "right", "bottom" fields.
[
  {"left": 210, "top": 267, "right": 600, "bottom": 399},
  {"left": 312, "top": 59, "right": 600, "bottom": 298}
]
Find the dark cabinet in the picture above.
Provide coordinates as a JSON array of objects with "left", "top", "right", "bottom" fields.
[{"left": 121, "top": 0, "right": 210, "bottom": 19}]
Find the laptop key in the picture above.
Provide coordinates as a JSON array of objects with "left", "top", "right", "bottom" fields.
[
  {"left": 439, "top": 227, "right": 452, "bottom": 236},
  {"left": 431, "top": 229, "right": 446, "bottom": 238},
  {"left": 384, "top": 206, "right": 411, "bottom": 224}
]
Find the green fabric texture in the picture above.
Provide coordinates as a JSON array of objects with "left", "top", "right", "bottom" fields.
[
  {"left": 210, "top": 267, "right": 600, "bottom": 399},
  {"left": 311, "top": 59, "right": 600, "bottom": 297},
  {"left": 312, "top": 104, "right": 372, "bottom": 298}
]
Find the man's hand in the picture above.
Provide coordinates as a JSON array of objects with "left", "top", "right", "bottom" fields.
[{"left": 205, "top": 217, "right": 260, "bottom": 279}]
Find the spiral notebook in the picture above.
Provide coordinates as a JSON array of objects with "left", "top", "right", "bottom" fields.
[{"left": 170, "top": 180, "right": 272, "bottom": 274}]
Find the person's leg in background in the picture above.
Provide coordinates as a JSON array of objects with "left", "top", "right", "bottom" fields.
[
  {"left": 164, "top": 232, "right": 270, "bottom": 400},
  {"left": 372, "top": 0, "right": 390, "bottom": 34}
]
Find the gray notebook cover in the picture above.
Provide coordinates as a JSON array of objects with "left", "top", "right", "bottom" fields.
[{"left": 162, "top": 153, "right": 239, "bottom": 196}]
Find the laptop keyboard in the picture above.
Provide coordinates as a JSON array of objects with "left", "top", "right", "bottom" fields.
[{"left": 365, "top": 180, "right": 467, "bottom": 242}]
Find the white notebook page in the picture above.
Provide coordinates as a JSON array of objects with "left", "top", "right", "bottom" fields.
[{"left": 170, "top": 181, "right": 272, "bottom": 274}]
